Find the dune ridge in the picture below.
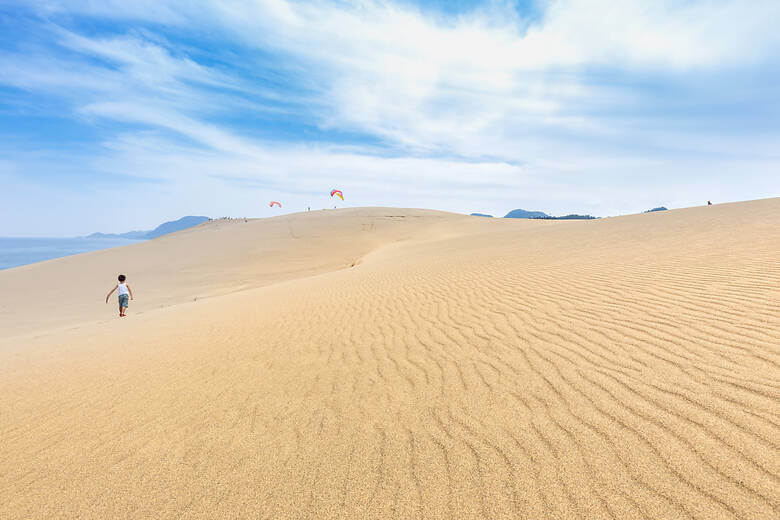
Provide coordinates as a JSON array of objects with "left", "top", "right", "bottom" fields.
[{"left": 1, "top": 199, "right": 779, "bottom": 519}]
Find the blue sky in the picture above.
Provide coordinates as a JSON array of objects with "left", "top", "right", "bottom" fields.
[{"left": 0, "top": 0, "right": 778, "bottom": 236}]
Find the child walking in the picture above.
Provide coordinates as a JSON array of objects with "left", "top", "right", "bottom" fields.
[{"left": 106, "top": 274, "right": 134, "bottom": 317}]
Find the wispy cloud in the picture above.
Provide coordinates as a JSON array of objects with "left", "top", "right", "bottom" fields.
[{"left": 0, "top": 0, "right": 778, "bottom": 234}]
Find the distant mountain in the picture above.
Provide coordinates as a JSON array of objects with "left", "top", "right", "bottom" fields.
[
  {"left": 504, "top": 209, "right": 550, "bottom": 219},
  {"left": 86, "top": 216, "right": 210, "bottom": 240},
  {"left": 146, "top": 216, "right": 210, "bottom": 238},
  {"left": 470, "top": 213, "right": 493, "bottom": 218},
  {"left": 532, "top": 214, "right": 598, "bottom": 220},
  {"left": 87, "top": 230, "right": 149, "bottom": 239},
  {"left": 644, "top": 207, "right": 668, "bottom": 213}
]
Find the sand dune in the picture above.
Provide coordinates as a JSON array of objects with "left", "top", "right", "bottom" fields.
[
  {"left": 0, "top": 208, "right": 470, "bottom": 339},
  {"left": 1, "top": 199, "right": 778, "bottom": 519}
]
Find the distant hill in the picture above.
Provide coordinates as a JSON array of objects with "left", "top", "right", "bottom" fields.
[
  {"left": 532, "top": 214, "right": 598, "bottom": 220},
  {"left": 644, "top": 207, "right": 668, "bottom": 213},
  {"left": 504, "top": 209, "right": 599, "bottom": 220},
  {"left": 86, "top": 216, "right": 210, "bottom": 240},
  {"left": 470, "top": 213, "right": 493, "bottom": 218},
  {"left": 504, "top": 209, "right": 550, "bottom": 219},
  {"left": 146, "top": 216, "right": 210, "bottom": 238},
  {"left": 87, "top": 230, "right": 149, "bottom": 239}
]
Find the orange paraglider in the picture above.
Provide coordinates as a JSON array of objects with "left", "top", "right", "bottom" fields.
[
  {"left": 330, "top": 189, "right": 344, "bottom": 201},
  {"left": 269, "top": 201, "right": 282, "bottom": 208}
]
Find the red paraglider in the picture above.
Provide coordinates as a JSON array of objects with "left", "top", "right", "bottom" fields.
[
  {"left": 330, "top": 189, "right": 344, "bottom": 201},
  {"left": 269, "top": 201, "right": 282, "bottom": 208}
]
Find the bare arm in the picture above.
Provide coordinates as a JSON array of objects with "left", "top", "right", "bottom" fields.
[
  {"left": 106, "top": 284, "right": 117, "bottom": 303},
  {"left": 127, "top": 284, "right": 134, "bottom": 300}
]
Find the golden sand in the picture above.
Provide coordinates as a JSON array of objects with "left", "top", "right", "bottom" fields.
[{"left": 1, "top": 200, "right": 778, "bottom": 519}]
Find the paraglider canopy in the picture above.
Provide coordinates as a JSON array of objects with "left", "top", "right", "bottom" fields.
[
  {"left": 269, "top": 201, "right": 282, "bottom": 208},
  {"left": 330, "top": 189, "right": 344, "bottom": 201}
]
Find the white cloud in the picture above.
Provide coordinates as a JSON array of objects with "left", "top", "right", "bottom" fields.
[
  {"left": 161, "top": 0, "right": 778, "bottom": 158},
  {"left": 0, "top": 0, "right": 778, "bottom": 234},
  {"left": 11, "top": 0, "right": 780, "bottom": 157}
]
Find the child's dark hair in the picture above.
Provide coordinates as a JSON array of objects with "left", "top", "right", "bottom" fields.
[{"left": 118, "top": 274, "right": 126, "bottom": 282}]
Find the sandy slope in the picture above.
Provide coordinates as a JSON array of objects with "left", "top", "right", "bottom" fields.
[
  {"left": 0, "top": 208, "right": 464, "bottom": 339},
  {"left": 1, "top": 200, "right": 778, "bottom": 519}
]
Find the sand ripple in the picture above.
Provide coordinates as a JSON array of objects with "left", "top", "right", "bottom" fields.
[{"left": 1, "top": 200, "right": 778, "bottom": 518}]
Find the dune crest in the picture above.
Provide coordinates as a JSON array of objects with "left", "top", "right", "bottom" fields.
[{"left": 1, "top": 199, "right": 779, "bottom": 519}]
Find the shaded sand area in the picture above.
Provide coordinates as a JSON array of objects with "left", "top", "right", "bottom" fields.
[{"left": 1, "top": 200, "right": 778, "bottom": 519}]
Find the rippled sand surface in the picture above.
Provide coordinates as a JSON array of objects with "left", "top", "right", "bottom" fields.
[{"left": 1, "top": 200, "right": 778, "bottom": 519}]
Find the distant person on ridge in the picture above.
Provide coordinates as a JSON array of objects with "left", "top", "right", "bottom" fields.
[{"left": 105, "top": 274, "right": 134, "bottom": 317}]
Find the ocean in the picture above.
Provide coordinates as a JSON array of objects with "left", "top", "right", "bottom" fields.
[{"left": 0, "top": 237, "right": 144, "bottom": 270}]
